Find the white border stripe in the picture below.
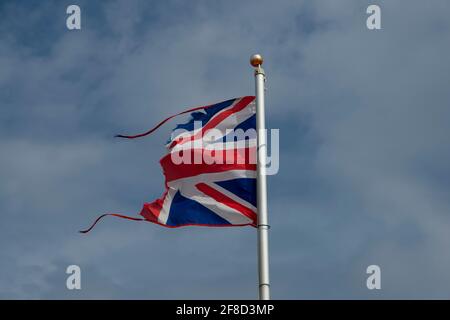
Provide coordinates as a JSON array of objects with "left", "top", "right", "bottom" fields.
[
  {"left": 157, "top": 187, "right": 177, "bottom": 224},
  {"left": 207, "top": 182, "right": 257, "bottom": 213}
]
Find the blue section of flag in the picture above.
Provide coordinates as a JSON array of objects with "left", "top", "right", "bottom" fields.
[
  {"left": 215, "top": 178, "right": 257, "bottom": 207},
  {"left": 173, "top": 98, "right": 236, "bottom": 132},
  {"left": 218, "top": 114, "right": 256, "bottom": 142},
  {"left": 166, "top": 190, "right": 231, "bottom": 226}
]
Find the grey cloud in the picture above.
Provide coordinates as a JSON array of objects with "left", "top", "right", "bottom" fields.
[{"left": 1, "top": 0, "right": 450, "bottom": 299}]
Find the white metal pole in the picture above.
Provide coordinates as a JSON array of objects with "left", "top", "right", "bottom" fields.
[{"left": 250, "top": 54, "right": 270, "bottom": 300}]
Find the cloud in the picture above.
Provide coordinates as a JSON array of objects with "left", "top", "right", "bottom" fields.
[{"left": 0, "top": 0, "right": 450, "bottom": 299}]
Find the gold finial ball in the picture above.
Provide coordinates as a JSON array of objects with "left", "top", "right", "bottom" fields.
[{"left": 250, "top": 54, "right": 263, "bottom": 67}]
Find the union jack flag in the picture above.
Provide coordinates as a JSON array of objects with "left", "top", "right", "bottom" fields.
[{"left": 81, "top": 96, "right": 257, "bottom": 232}]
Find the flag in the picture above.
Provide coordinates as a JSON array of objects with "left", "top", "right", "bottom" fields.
[{"left": 81, "top": 96, "right": 257, "bottom": 232}]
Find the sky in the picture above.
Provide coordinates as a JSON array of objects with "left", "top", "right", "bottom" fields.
[{"left": 1, "top": 0, "right": 450, "bottom": 299}]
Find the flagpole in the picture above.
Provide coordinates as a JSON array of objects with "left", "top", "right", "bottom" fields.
[{"left": 251, "top": 54, "right": 270, "bottom": 300}]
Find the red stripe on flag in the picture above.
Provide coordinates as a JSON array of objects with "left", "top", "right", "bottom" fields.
[
  {"left": 160, "top": 148, "right": 256, "bottom": 182},
  {"left": 115, "top": 105, "right": 207, "bottom": 139},
  {"left": 168, "top": 96, "right": 255, "bottom": 149},
  {"left": 115, "top": 96, "right": 254, "bottom": 140},
  {"left": 139, "top": 189, "right": 169, "bottom": 223},
  {"left": 195, "top": 182, "right": 257, "bottom": 225},
  {"left": 79, "top": 214, "right": 144, "bottom": 233}
]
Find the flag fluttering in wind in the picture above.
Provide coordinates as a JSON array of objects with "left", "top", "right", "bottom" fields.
[
  {"left": 82, "top": 54, "right": 270, "bottom": 300},
  {"left": 81, "top": 96, "right": 257, "bottom": 232}
]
